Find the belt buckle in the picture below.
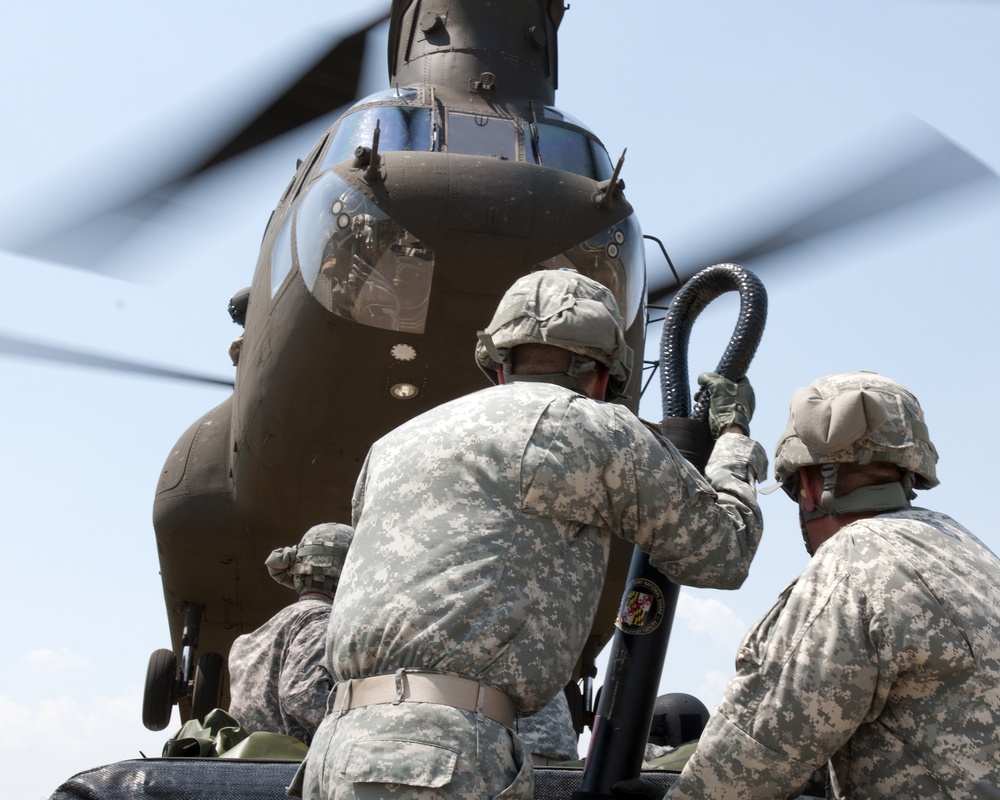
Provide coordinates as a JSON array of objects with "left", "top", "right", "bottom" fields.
[{"left": 393, "top": 668, "right": 407, "bottom": 706}]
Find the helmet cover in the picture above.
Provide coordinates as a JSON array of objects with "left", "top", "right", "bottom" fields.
[
  {"left": 265, "top": 522, "right": 355, "bottom": 595},
  {"left": 474, "top": 269, "right": 633, "bottom": 393},
  {"left": 774, "top": 371, "right": 938, "bottom": 498}
]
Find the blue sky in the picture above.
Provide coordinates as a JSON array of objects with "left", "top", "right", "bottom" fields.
[{"left": 2, "top": 1, "right": 999, "bottom": 796}]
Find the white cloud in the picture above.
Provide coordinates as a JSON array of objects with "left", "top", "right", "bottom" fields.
[
  {"left": 675, "top": 592, "right": 747, "bottom": 649},
  {"left": 0, "top": 692, "right": 127, "bottom": 752},
  {"left": 0, "top": 688, "right": 168, "bottom": 800},
  {"left": 22, "top": 647, "right": 91, "bottom": 672},
  {"left": 695, "top": 670, "right": 732, "bottom": 712}
]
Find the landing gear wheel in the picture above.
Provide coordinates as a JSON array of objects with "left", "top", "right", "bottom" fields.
[
  {"left": 191, "top": 651, "right": 223, "bottom": 721},
  {"left": 143, "top": 648, "right": 178, "bottom": 731}
]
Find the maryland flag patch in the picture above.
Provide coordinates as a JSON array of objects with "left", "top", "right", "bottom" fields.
[{"left": 616, "top": 577, "right": 665, "bottom": 635}]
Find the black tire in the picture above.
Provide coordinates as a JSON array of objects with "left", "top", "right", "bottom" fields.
[
  {"left": 191, "top": 651, "right": 224, "bottom": 721},
  {"left": 143, "top": 648, "right": 177, "bottom": 732}
]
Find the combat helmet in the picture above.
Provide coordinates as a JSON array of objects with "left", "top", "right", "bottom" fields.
[
  {"left": 265, "top": 522, "right": 354, "bottom": 596},
  {"left": 774, "top": 371, "right": 938, "bottom": 521},
  {"left": 475, "top": 269, "right": 633, "bottom": 398},
  {"left": 648, "top": 693, "right": 710, "bottom": 748}
]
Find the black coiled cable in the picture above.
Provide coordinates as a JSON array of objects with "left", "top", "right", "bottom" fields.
[{"left": 659, "top": 263, "right": 768, "bottom": 422}]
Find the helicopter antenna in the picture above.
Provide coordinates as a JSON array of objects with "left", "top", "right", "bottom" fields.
[
  {"left": 597, "top": 149, "right": 627, "bottom": 209},
  {"left": 364, "top": 120, "right": 382, "bottom": 183}
]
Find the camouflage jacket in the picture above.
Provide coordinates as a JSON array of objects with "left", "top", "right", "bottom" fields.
[
  {"left": 228, "top": 594, "right": 333, "bottom": 744},
  {"left": 667, "top": 508, "right": 1000, "bottom": 799},
  {"left": 327, "top": 382, "right": 766, "bottom": 715}
]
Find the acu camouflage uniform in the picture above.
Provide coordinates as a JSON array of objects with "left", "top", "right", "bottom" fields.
[
  {"left": 303, "top": 380, "right": 766, "bottom": 799},
  {"left": 669, "top": 372, "right": 1000, "bottom": 799},
  {"left": 667, "top": 508, "right": 1000, "bottom": 799},
  {"left": 229, "top": 522, "right": 353, "bottom": 746},
  {"left": 227, "top": 595, "right": 333, "bottom": 745}
]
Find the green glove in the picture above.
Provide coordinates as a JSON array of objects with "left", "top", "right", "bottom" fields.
[{"left": 697, "top": 372, "right": 755, "bottom": 438}]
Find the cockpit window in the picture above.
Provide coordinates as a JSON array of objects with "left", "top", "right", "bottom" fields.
[
  {"left": 532, "top": 105, "right": 613, "bottom": 180},
  {"left": 270, "top": 212, "right": 294, "bottom": 297},
  {"left": 533, "top": 122, "right": 613, "bottom": 181},
  {"left": 295, "top": 172, "right": 435, "bottom": 334},
  {"left": 321, "top": 104, "right": 433, "bottom": 170},
  {"left": 317, "top": 90, "right": 613, "bottom": 182},
  {"left": 446, "top": 112, "right": 519, "bottom": 160}
]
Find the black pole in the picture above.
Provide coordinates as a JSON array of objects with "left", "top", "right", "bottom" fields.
[
  {"left": 573, "top": 264, "right": 766, "bottom": 799},
  {"left": 573, "top": 419, "right": 713, "bottom": 798}
]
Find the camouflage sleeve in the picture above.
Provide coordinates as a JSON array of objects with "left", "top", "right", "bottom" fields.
[
  {"left": 667, "top": 559, "right": 882, "bottom": 799},
  {"left": 278, "top": 608, "right": 334, "bottom": 734},
  {"left": 642, "top": 431, "right": 767, "bottom": 589},
  {"left": 520, "top": 401, "right": 767, "bottom": 590},
  {"left": 666, "top": 715, "right": 818, "bottom": 800}
]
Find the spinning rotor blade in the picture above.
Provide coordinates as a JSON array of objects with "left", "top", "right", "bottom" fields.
[
  {"left": 186, "top": 11, "right": 390, "bottom": 176},
  {"left": 4, "top": 11, "right": 389, "bottom": 275},
  {"left": 648, "top": 120, "right": 1000, "bottom": 306},
  {"left": 0, "top": 334, "right": 234, "bottom": 387}
]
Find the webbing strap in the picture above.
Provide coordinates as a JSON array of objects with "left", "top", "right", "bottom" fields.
[{"left": 331, "top": 671, "right": 516, "bottom": 727}]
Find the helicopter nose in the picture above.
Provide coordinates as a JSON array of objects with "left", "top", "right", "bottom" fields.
[{"left": 378, "top": 151, "right": 633, "bottom": 246}]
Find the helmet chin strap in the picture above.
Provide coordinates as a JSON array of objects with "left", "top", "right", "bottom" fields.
[
  {"left": 800, "top": 463, "right": 914, "bottom": 554},
  {"left": 295, "top": 571, "right": 338, "bottom": 595},
  {"left": 799, "top": 509, "right": 815, "bottom": 556}
]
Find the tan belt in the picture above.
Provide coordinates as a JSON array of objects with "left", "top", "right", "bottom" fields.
[{"left": 330, "top": 670, "right": 517, "bottom": 727}]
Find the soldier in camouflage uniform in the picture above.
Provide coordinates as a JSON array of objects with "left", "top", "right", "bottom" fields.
[
  {"left": 228, "top": 522, "right": 353, "bottom": 745},
  {"left": 666, "top": 372, "right": 1000, "bottom": 799},
  {"left": 302, "top": 270, "right": 767, "bottom": 799}
]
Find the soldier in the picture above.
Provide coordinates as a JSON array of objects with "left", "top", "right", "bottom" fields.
[
  {"left": 228, "top": 522, "right": 354, "bottom": 745},
  {"left": 302, "top": 269, "right": 767, "bottom": 799},
  {"left": 665, "top": 371, "right": 1000, "bottom": 799}
]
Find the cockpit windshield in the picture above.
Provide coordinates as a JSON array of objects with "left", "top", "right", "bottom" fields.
[
  {"left": 288, "top": 91, "right": 639, "bottom": 334},
  {"left": 317, "top": 89, "right": 614, "bottom": 181},
  {"left": 321, "top": 90, "right": 430, "bottom": 171},
  {"left": 447, "top": 112, "right": 520, "bottom": 160},
  {"left": 296, "top": 172, "right": 435, "bottom": 334},
  {"left": 289, "top": 168, "right": 641, "bottom": 333}
]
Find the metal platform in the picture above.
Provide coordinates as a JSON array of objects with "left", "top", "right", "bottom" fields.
[{"left": 49, "top": 758, "right": 680, "bottom": 799}]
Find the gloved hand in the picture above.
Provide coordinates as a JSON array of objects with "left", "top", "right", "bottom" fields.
[
  {"left": 612, "top": 777, "right": 667, "bottom": 799},
  {"left": 697, "top": 372, "right": 755, "bottom": 438}
]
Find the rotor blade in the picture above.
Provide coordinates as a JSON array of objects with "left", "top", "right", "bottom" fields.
[
  {"left": 0, "top": 334, "right": 234, "bottom": 387},
  {"left": 188, "top": 10, "right": 390, "bottom": 176},
  {"left": 4, "top": 11, "right": 389, "bottom": 275},
  {"left": 647, "top": 120, "right": 1000, "bottom": 306}
]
